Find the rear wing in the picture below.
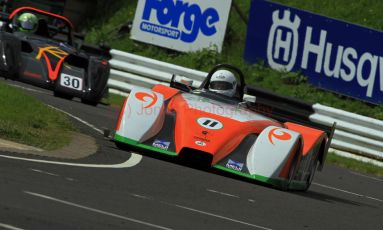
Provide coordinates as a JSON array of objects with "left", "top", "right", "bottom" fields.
[{"left": 246, "top": 86, "right": 335, "bottom": 137}]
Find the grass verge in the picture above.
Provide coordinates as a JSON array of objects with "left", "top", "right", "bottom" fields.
[
  {"left": 327, "top": 153, "right": 383, "bottom": 177},
  {"left": 0, "top": 82, "right": 75, "bottom": 150},
  {"left": 101, "top": 93, "right": 126, "bottom": 107}
]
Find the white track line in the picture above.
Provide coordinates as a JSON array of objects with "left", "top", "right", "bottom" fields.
[
  {"left": 131, "top": 194, "right": 152, "bottom": 200},
  {"left": 313, "top": 183, "right": 383, "bottom": 203},
  {"left": 8, "top": 84, "right": 48, "bottom": 95},
  {"left": 0, "top": 154, "right": 142, "bottom": 169},
  {"left": 0, "top": 91, "right": 143, "bottom": 167},
  {"left": 30, "top": 168, "right": 60, "bottom": 177},
  {"left": 171, "top": 203, "right": 272, "bottom": 230},
  {"left": 47, "top": 105, "right": 104, "bottom": 134},
  {"left": 25, "top": 191, "right": 172, "bottom": 230},
  {"left": 7, "top": 83, "right": 104, "bottom": 135},
  {"left": 349, "top": 171, "right": 383, "bottom": 183},
  {"left": 0, "top": 223, "right": 24, "bottom": 230},
  {"left": 206, "top": 189, "right": 240, "bottom": 198}
]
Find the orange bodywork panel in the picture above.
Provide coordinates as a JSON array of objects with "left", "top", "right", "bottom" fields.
[
  {"left": 152, "top": 85, "right": 180, "bottom": 101},
  {"left": 168, "top": 94, "right": 281, "bottom": 164},
  {"left": 284, "top": 122, "right": 326, "bottom": 156}
]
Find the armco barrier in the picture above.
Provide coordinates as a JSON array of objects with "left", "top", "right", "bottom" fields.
[{"left": 107, "top": 49, "right": 383, "bottom": 162}]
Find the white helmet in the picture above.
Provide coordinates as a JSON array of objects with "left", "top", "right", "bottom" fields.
[{"left": 209, "top": 70, "right": 237, "bottom": 97}]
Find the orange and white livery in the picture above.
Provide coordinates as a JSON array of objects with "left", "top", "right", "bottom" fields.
[{"left": 114, "top": 64, "right": 335, "bottom": 191}]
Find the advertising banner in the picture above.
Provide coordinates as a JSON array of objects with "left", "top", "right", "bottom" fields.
[
  {"left": 245, "top": 0, "right": 383, "bottom": 104},
  {"left": 131, "top": 0, "right": 232, "bottom": 53}
]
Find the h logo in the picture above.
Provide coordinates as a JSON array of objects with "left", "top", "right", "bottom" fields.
[{"left": 267, "top": 10, "right": 301, "bottom": 71}]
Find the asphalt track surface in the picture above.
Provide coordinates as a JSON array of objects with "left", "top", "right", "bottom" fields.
[{"left": 0, "top": 80, "right": 382, "bottom": 230}]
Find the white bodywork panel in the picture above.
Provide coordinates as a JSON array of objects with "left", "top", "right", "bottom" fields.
[
  {"left": 182, "top": 93, "right": 271, "bottom": 122},
  {"left": 116, "top": 87, "right": 165, "bottom": 143},
  {"left": 246, "top": 126, "right": 301, "bottom": 178}
]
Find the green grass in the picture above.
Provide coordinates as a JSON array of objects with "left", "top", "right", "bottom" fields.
[
  {"left": 85, "top": 0, "right": 383, "bottom": 119},
  {"left": 327, "top": 153, "right": 383, "bottom": 177},
  {"left": 0, "top": 82, "right": 75, "bottom": 150},
  {"left": 276, "top": 0, "right": 383, "bottom": 30},
  {"left": 101, "top": 93, "right": 126, "bottom": 107}
]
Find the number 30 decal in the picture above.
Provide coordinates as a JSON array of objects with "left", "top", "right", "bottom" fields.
[{"left": 60, "top": 74, "right": 83, "bottom": 91}]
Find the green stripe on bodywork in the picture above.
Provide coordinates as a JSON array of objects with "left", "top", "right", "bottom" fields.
[
  {"left": 115, "top": 134, "right": 308, "bottom": 190},
  {"left": 213, "top": 165, "right": 307, "bottom": 190},
  {"left": 114, "top": 134, "right": 178, "bottom": 156},
  {"left": 213, "top": 165, "right": 284, "bottom": 186}
]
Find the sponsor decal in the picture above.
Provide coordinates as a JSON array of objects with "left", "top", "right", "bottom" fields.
[
  {"left": 152, "top": 139, "right": 170, "bottom": 150},
  {"left": 131, "top": 0, "right": 232, "bottom": 52},
  {"left": 60, "top": 73, "right": 83, "bottom": 91},
  {"left": 195, "top": 140, "right": 206, "bottom": 147},
  {"left": 267, "top": 10, "right": 300, "bottom": 72},
  {"left": 135, "top": 92, "right": 158, "bottom": 108},
  {"left": 226, "top": 159, "right": 244, "bottom": 172},
  {"left": 196, "top": 117, "right": 223, "bottom": 130},
  {"left": 245, "top": 0, "right": 383, "bottom": 104},
  {"left": 36, "top": 46, "right": 68, "bottom": 81},
  {"left": 140, "top": 0, "right": 220, "bottom": 43},
  {"left": 268, "top": 128, "right": 292, "bottom": 145},
  {"left": 194, "top": 136, "right": 210, "bottom": 143}
]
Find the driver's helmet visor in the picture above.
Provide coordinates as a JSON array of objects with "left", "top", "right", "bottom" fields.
[
  {"left": 20, "top": 20, "right": 35, "bottom": 30},
  {"left": 210, "top": 81, "right": 234, "bottom": 90}
]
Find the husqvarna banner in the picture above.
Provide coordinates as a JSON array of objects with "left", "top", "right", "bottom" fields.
[
  {"left": 245, "top": 0, "right": 383, "bottom": 104},
  {"left": 131, "top": 0, "right": 232, "bottom": 53}
]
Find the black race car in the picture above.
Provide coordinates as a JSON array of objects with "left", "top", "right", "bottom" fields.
[{"left": 0, "top": 7, "right": 110, "bottom": 105}]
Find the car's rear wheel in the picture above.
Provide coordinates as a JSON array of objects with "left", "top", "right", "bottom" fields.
[
  {"left": 54, "top": 91, "right": 74, "bottom": 100},
  {"left": 2, "top": 45, "right": 17, "bottom": 79},
  {"left": 304, "top": 149, "right": 321, "bottom": 191},
  {"left": 279, "top": 150, "right": 300, "bottom": 191},
  {"left": 304, "top": 161, "right": 318, "bottom": 191},
  {"left": 81, "top": 98, "right": 98, "bottom": 106}
]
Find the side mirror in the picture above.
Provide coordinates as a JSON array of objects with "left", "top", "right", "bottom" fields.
[
  {"left": 243, "top": 94, "right": 256, "bottom": 104},
  {"left": 180, "top": 76, "right": 193, "bottom": 87}
]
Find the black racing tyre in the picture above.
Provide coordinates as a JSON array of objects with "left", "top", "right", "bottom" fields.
[
  {"left": 280, "top": 141, "right": 301, "bottom": 191},
  {"left": 304, "top": 160, "right": 319, "bottom": 191},
  {"left": 304, "top": 148, "right": 321, "bottom": 191},
  {"left": 81, "top": 98, "right": 98, "bottom": 106},
  {"left": 281, "top": 152, "right": 300, "bottom": 191},
  {"left": 54, "top": 91, "right": 74, "bottom": 100},
  {"left": 2, "top": 45, "right": 17, "bottom": 79}
]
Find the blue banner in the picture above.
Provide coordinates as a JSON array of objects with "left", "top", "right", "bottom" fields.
[{"left": 245, "top": 0, "right": 383, "bottom": 104}]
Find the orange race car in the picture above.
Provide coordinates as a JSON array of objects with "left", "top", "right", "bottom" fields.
[{"left": 114, "top": 64, "right": 335, "bottom": 191}]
